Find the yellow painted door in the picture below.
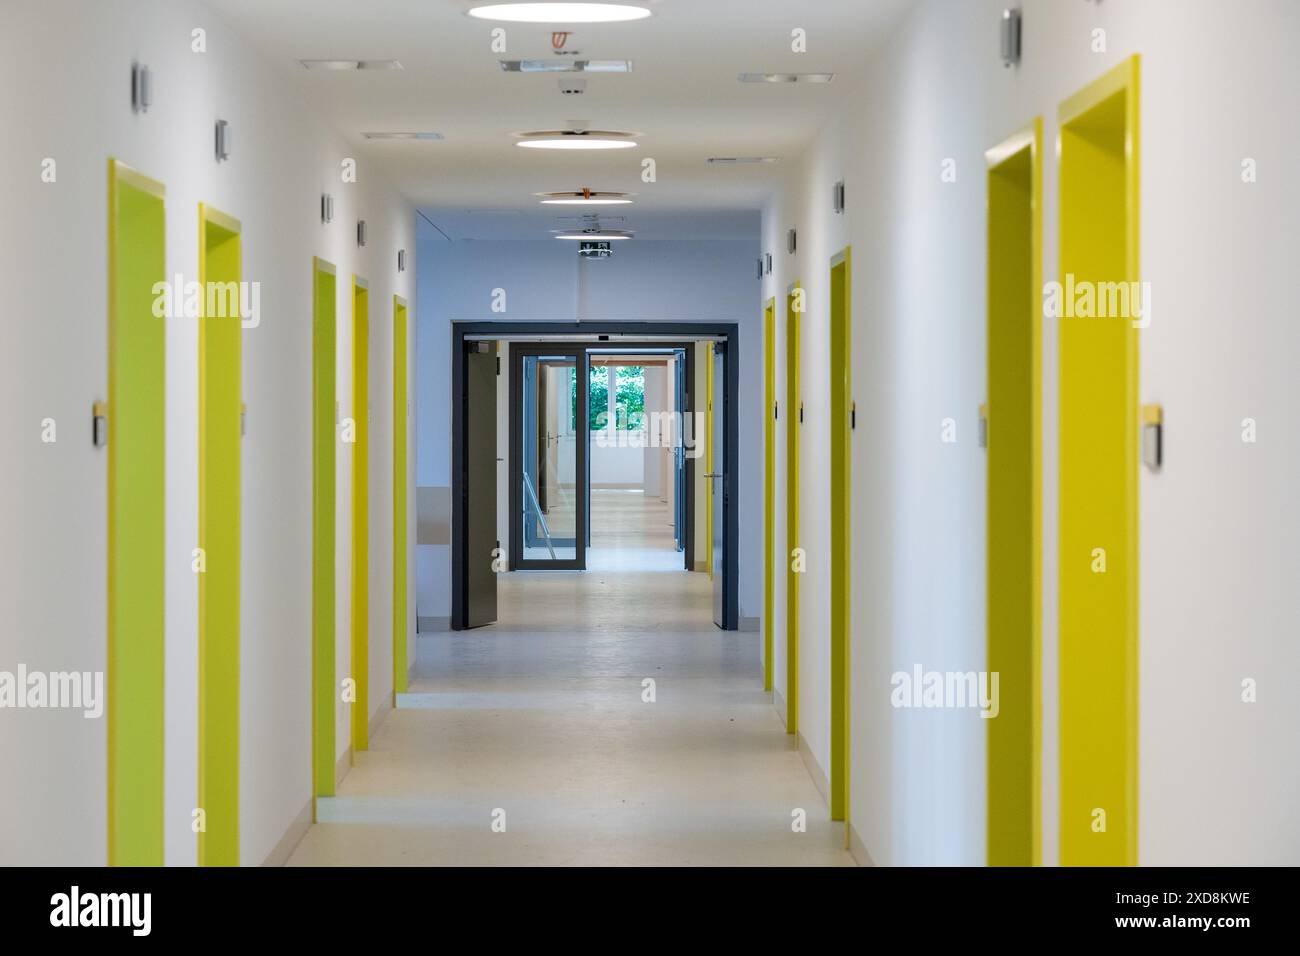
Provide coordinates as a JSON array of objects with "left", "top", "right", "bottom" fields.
[
  {"left": 1058, "top": 57, "right": 1141, "bottom": 867},
  {"left": 106, "top": 159, "right": 166, "bottom": 866}
]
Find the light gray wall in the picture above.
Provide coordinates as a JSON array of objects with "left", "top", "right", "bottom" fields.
[
  {"left": 763, "top": 0, "right": 1300, "bottom": 866},
  {"left": 0, "top": 0, "right": 417, "bottom": 864},
  {"left": 415, "top": 237, "right": 760, "bottom": 619}
]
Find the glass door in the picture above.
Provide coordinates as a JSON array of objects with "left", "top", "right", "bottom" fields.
[{"left": 511, "top": 346, "right": 587, "bottom": 569}]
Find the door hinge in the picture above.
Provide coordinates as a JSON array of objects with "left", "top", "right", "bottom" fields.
[
  {"left": 496, "top": 356, "right": 501, "bottom": 375},
  {"left": 850, "top": 401, "right": 856, "bottom": 430},
  {"left": 799, "top": 402, "right": 804, "bottom": 424},
  {"left": 774, "top": 401, "right": 778, "bottom": 420},
  {"left": 978, "top": 403, "right": 988, "bottom": 448}
]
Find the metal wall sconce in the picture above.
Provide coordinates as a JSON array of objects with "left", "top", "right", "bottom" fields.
[
  {"left": 321, "top": 193, "right": 334, "bottom": 223},
  {"left": 787, "top": 228, "right": 797, "bottom": 254},
  {"left": 357, "top": 220, "right": 367, "bottom": 247},
  {"left": 398, "top": 248, "right": 407, "bottom": 272},
  {"left": 132, "top": 63, "right": 153, "bottom": 113},
  {"left": 215, "top": 119, "right": 231, "bottom": 161},
  {"left": 1000, "top": 9, "right": 1022, "bottom": 68},
  {"left": 765, "top": 252, "right": 772, "bottom": 275},
  {"left": 832, "top": 179, "right": 846, "bottom": 214}
]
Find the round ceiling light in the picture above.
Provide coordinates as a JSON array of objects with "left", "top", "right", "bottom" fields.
[
  {"left": 515, "top": 129, "right": 639, "bottom": 150},
  {"left": 555, "top": 231, "right": 632, "bottom": 240},
  {"left": 468, "top": 4, "right": 652, "bottom": 24},
  {"left": 538, "top": 188, "right": 634, "bottom": 205}
]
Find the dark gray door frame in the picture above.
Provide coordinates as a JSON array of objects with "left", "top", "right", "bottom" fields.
[
  {"left": 509, "top": 344, "right": 588, "bottom": 570},
  {"left": 452, "top": 321, "right": 739, "bottom": 630}
]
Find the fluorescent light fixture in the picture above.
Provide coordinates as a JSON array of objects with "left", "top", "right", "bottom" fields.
[
  {"left": 707, "top": 156, "right": 780, "bottom": 164},
  {"left": 300, "top": 59, "right": 403, "bottom": 70},
  {"left": 361, "top": 131, "right": 445, "bottom": 140},
  {"left": 516, "top": 130, "right": 638, "bottom": 150},
  {"left": 738, "top": 72, "right": 835, "bottom": 83},
  {"left": 468, "top": 4, "right": 652, "bottom": 23},
  {"left": 555, "top": 232, "right": 632, "bottom": 240},
  {"left": 500, "top": 59, "right": 632, "bottom": 73},
  {"left": 543, "top": 198, "right": 632, "bottom": 205}
]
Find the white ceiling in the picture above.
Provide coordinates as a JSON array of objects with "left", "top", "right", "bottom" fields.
[{"left": 203, "top": 0, "right": 912, "bottom": 239}]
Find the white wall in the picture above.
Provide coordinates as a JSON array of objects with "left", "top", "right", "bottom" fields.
[
  {"left": 0, "top": 0, "right": 416, "bottom": 865},
  {"left": 764, "top": 0, "right": 1300, "bottom": 865},
  {"left": 415, "top": 238, "right": 759, "bottom": 615}
]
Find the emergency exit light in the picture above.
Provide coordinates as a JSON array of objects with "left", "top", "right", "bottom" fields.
[{"left": 578, "top": 240, "right": 613, "bottom": 259}]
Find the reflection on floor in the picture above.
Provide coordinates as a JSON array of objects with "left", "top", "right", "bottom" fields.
[
  {"left": 588, "top": 488, "right": 683, "bottom": 571},
  {"left": 287, "top": 569, "right": 850, "bottom": 866},
  {"left": 522, "top": 488, "right": 684, "bottom": 570}
]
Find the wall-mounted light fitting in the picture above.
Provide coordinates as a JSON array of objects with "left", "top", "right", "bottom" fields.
[
  {"left": 398, "top": 249, "right": 407, "bottom": 272},
  {"left": 1000, "top": 9, "right": 1022, "bottom": 68},
  {"left": 787, "top": 228, "right": 797, "bottom": 254},
  {"left": 215, "top": 119, "right": 231, "bottom": 161},
  {"left": 765, "top": 252, "right": 773, "bottom": 275},
  {"left": 832, "top": 179, "right": 845, "bottom": 214},
  {"left": 357, "top": 220, "right": 367, "bottom": 247},
  {"left": 321, "top": 193, "right": 335, "bottom": 223},
  {"left": 131, "top": 63, "right": 152, "bottom": 113}
]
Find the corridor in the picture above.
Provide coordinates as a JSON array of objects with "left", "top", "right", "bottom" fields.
[
  {"left": 289, "top": 571, "right": 848, "bottom": 866},
  {"left": 3, "top": 0, "right": 1297, "bottom": 893}
]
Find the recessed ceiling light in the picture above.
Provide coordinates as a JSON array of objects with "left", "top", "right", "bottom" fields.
[
  {"left": 362, "top": 132, "right": 444, "bottom": 140},
  {"left": 516, "top": 129, "right": 638, "bottom": 150},
  {"left": 500, "top": 59, "right": 632, "bottom": 73},
  {"left": 555, "top": 231, "right": 632, "bottom": 240},
  {"left": 300, "top": 59, "right": 403, "bottom": 71},
  {"left": 738, "top": 72, "right": 835, "bottom": 83},
  {"left": 468, "top": 4, "right": 652, "bottom": 24},
  {"left": 707, "top": 156, "right": 780, "bottom": 165}
]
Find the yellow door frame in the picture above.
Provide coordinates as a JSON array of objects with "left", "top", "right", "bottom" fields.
[
  {"left": 392, "top": 295, "right": 409, "bottom": 697},
  {"left": 829, "top": 250, "right": 851, "bottom": 823},
  {"left": 785, "top": 282, "right": 801, "bottom": 734},
  {"left": 197, "top": 202, "right": 242, "bottom": 867},
  {"left": 311, "top": 258, "right": 337, "bottom": 809},
  {"left": 106, "top": 159, "right": 166, "bottom": 866},
  {"left": 351, "top": 276, "right": 370, "bottom": 752},
  {"left": 762, "top": 298, "right": 776, "bottom": 693},
  {"left": 985, "top": 119, "right": 1043, "bottom": 866},
  {"left": 1058, "top": 55, "right": 1141, "bottom": 867}
]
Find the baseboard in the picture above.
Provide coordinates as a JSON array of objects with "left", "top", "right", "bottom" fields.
[
  {"left": 417, "top": 615, "right": 449, "bottom": 633},
  {"left": 693, "top": 560, "right": 707, "bottom": 572},
  {"left": 739, "top": 616, "right": 759, "bottom": 632},
  {"left": 260, "top": 797, "right": 311, "bottom": 867},
  {"left": 798, "top": 731, "right": 831, "bottom": 809},
  {"left": 369, "top": 688, "right": 393, "bottom": 737},
  {"left": 773, "top": 687, "right": 788, "bottom": 730},
  {"left": 335, "top": 745, "right": 352, "bottom": 789},
  {"left": 847, "top": 821, "right": 876, "bottom": 867}
]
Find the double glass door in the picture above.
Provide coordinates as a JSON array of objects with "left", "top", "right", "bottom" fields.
[{"left": 513, "top": 347, "right": 587, "bottom": 568}]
